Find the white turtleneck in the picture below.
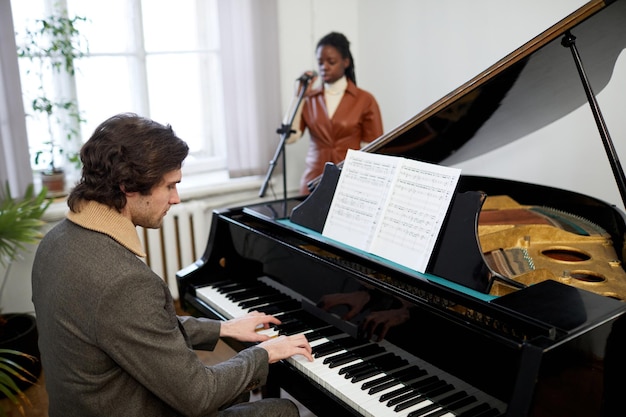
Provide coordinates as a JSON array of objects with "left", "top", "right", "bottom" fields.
[{"left": 324, "top": 75, "right": 348, "bottom": 119}]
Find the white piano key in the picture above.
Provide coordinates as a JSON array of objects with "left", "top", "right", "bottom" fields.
[
  {"left": 197, "top": 279, "right": 505, "bottom": 416},
  {"left": 289, "top": 349, "right": 419, "bottom": 417},
  {"left": 256, "top": 327, "right": 280, "bottom": 338},
  {"left": 196, "top": 285, "right": 247, "bottom": 318}
]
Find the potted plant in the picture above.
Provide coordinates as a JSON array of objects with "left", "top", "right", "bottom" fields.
[
  {"left": 0, "top": 183, "right": 50, "bottom": 415},
  {"left": 15, "top": 8, "right": 88, "bottom": 195}
]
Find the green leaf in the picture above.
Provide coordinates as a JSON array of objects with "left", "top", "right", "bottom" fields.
[{"left": 0, "top": 183, "right": 51, "bottom": 267}]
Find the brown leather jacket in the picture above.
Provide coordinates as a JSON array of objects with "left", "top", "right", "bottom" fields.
[{"left": 299, "top": 79, "right": 383, "bottom": 194}]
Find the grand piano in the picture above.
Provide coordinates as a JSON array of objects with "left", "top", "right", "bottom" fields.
[{"left": 177, "top": 1, "right": 626, "bottom": 416}]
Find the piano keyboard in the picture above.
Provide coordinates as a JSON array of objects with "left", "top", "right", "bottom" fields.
[{"left": 195, "top": 277, "right": 505, "bottom": 417}]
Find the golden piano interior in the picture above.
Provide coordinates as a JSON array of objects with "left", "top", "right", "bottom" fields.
[{"left": 478, "top": 194, "right": 626, "bottom": 300}]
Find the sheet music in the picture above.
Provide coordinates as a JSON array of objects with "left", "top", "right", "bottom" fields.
[{"left": 322, "top": 149, "right": 461, "bottom": 273}]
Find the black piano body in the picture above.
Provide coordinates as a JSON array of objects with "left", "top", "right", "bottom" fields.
[{"left": 177, "top": 1, "right": 626, "bottom": 416}]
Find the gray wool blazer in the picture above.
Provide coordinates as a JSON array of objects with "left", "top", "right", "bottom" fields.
[{"left": 32, "top": 219, "right": 268, "bottom": 417}]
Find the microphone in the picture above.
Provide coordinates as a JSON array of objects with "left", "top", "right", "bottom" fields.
[{"left": 297, "top": 71, "right": 318, "bottom": 82}]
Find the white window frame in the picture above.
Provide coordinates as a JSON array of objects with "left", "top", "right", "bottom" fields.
[{"left": 12, "top": 0, "right": 227, "bottom": 179}]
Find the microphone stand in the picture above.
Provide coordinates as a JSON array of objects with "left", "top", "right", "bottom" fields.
[{"left": 258, "top": 77, "right": 312, "bottom": 217}]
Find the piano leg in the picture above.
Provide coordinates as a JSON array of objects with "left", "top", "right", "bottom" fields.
[
  {"left": 601, "top": 315, "right": 626, "bottom": 417},
  {"left": 264, "top": 364, "right": 281, "bottom": 398}
]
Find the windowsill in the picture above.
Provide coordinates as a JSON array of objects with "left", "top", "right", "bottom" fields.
[{"left": 42, "top": 171, "right": 272, "bottom": 223}]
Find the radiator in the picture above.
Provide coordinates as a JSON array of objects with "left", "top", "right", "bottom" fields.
[{"left": 137, "top": 200, "right": 212, "bottom": 299}]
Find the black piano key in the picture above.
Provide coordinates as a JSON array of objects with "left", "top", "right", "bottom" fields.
[
  {"left": 201, "top": 279, "right": 232, "bottom": 289},
  {"left": 369, "top": 369, "right": 428, "bottom": 394},
  {"left": 304, "top": 326, "right": 343, "bottom": 342},
  {"left": 351, "top": 361, "right": 403, "bottom": 383},
  {"left": 283, "top": 323, "right": 327, "bottom": 336},
  {"left": 313, "top": 336, "right": 365, "bottom": 358},
  {"left": 427, "top": 394, "right": 479, "bottom": 417},
  {"left": 428, "top": 407, "right": 460, "bottom": 417},
  {"left": 235, "top": 292, "right": 282, "bottom": 306},
  {"left": 408, "top": 391, "right": 474, "bottom": 417},
  {"left": 425, "top": 383, "right": 454, "bottom": 398},
  {"left": 362, "top": 373, "right": 394, "bottom": 390},
  {"left": 407, "top": 400, "right": 444, "bottom": 417},
  {"left": 426, "top": 391, "right": 470, "bottom": 414},
  {"left": 228, "top": 287, "right": 278, "bottom": 301},
  {"left": 395, "top": 396, "right": 433, "bottom": 413},
  {"left": 275, "top": 321, "right": 310, "bottom": 335},
  {"left": 238, "top": 293, "right": 287, "bottom": 309},
  {"left": 284, "top": 319, "right": 333, "bottom": 335},
  {"left": 325, "top": 343, "right": 384, "bottom": 367},
  {"left": 362, "top": 365, "right": 424, "bottom": 390},
  {"left": 304, "top": 332, "right": 323, "bottom": 342},
  {"left": 338, "top": 360, "right": 369, "bottom": 376},
  {"left": 314, "top": 344, "right": 346, "bottom": 358},
  {"left": 441, "top": 391, "right": 470, "bottom": 405},
  {"left": 325, "top": 352, "right": 359, "bottom": 368},
  {"left": 229, "top": 287, "right": 279, "bottom": 302},
  {"left": 195, "top": 277, "right": 506, "bottom": 417},
  {"left": 340, "top": 352, "right": 394, "bottom": 375},
  {"left": 274, "top": 311, "right": 315, "bottom": 325},
  {"left": 201, "top": 279, "right": 504, "bottom": 417},
  {"left": 380, "top": 375, "right": 438, "bottom": 402},
  {"left": 368, "top": 368, "right": 428, "bottom": 395},
  {"left": 252, "top": 299, "right": 300, "bottom": 314},
  {"left": 388, "top": 379, "right": 447, "bottom": 408},
  {"left": 316, "top": 337, "right": 370, "bottom": 359},
  {"left": 368, "top": 378, "right": 407, "bottom": 395},
  {"left": 399, "top": 383, "right": 454, "bottom": 415},
  {"left": 281, "top": 310, "right": 330, "bottom": 329},
  {"left": 323, "top": 349, "right": 354, "bottom": 365},
  {"left": 217, "top": 282, "right": 263, "bottom": 294},
  {"left": 312, "top": 336, "right": 348, "bottom": 356},
  {"left": 348, "top": 354, "right": 408, "bottom": 381},
  {"left": 209, "top": 279, "right": 239, "bottom": 289}
]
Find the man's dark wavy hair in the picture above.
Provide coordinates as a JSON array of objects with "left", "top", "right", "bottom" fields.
[{"left": 68, "top": 113, "right": 190, "bottom": 212}]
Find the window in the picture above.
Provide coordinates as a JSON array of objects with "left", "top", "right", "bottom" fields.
[{"left": 12, "top": 0, "right": 227, "bottom": 176}]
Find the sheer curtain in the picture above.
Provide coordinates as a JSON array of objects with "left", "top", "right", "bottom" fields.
[
  {"left": 1, "top": 0, "right": 283, "bottom": 190},
  {"left": 0, "top": 0, "right": 32, "bottom": 197},
  {"left": 218, "top": 0, "right": 283, "bottom": 178}
]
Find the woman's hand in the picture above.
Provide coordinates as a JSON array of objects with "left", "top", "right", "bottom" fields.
[{"left": 295, "top": 70, "right": 318, "bottom": 96}]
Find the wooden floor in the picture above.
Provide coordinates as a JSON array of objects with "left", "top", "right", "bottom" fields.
[{"left": 0, "top": 372, "right": 49, "bottom": 417}]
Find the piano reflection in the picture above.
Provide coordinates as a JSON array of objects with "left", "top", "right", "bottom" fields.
[{"left": 177, "top": 1, "right": 626, "bottom": 416}]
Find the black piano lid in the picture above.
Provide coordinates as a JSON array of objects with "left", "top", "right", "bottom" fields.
[
  {"left": 322, "top": 0, "right": 626, "bottom": 180},
  {"left": 282, "top": 0, "right": 626, "bottom": 298}
]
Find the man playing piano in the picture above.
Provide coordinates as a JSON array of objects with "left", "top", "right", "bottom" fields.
[{"left": 31, "top": 113, "right": 313, "bottom": 417}]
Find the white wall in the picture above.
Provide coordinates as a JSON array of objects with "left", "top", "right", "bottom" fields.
[
  {"left": 6, "top": 1, "right": 625, "bottom": 314},
  {"left": 277, "top": 0, "right": 626, "bottom": 210},
  {"left": 277, "top": 0, "right": 361, "bottom": 193}
]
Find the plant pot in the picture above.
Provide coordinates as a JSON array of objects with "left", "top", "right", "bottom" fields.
[
  {"left": 0, "top": 313, "right": 42, "bottom": 393},
  {"left": 41, "top": 170, "right": 66, "bottom": 194}
]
